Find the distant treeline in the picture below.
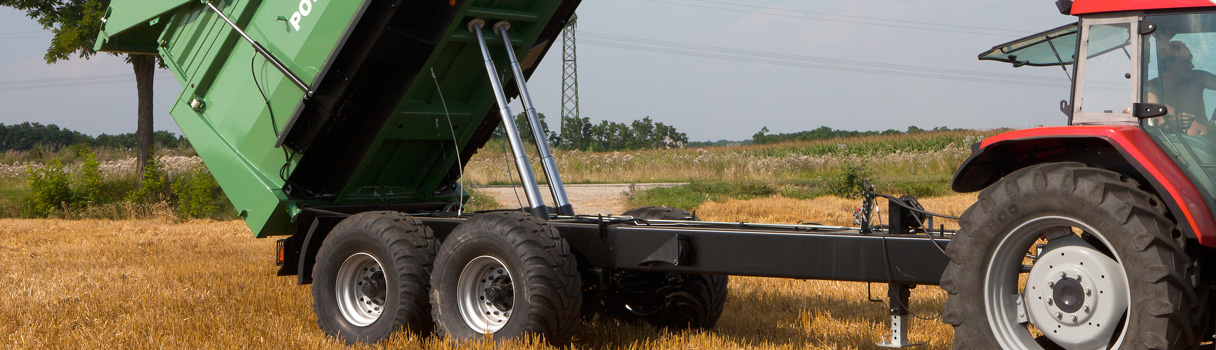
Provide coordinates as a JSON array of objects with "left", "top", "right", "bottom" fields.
[
  {"left": 502, "top": 113, "right": 689, "bottom": 151},
  {"left": 0, "top": 122, "right": 188, "bottom": 151},
  {"left": 686, "top": 139, "right": 755, "bottom": 148},
  {"left": 751, "top": 125, "right": 965, "bottom": 145}
]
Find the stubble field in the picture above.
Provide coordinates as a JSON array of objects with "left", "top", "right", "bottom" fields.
[{"left": 0, "top": 194, "right": 974, "bottom": 350}]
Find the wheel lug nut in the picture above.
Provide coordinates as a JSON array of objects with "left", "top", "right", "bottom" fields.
[
  {"left": 1071, "top": 315, "right": 1078, "bottom": 322},
  {"left": 1056, "top": 311, "right": 1063, "bottom": 319},
  {"left": 1084, "top": 305, "right": 1090, "bottom": 313},
  {"left": 1048, "top": 281, "right": 1055, "bottom": 288},
  {"left": 1085, "top": 288, "right": 1091, "bottom": 296},
  {"left": 1075, "top": 274, "right": 1082, "bottom": 282},
  {"left": 1060, "top": 271, "right": 1067, "bottom": 278},
  {"left": 1047, "top": 298, "right": 1054, "bottom": 305}
]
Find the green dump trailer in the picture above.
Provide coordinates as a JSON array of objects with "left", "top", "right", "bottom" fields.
[
  {"left": 97, "top": 0, "right": 579, "bottom": 238},
  {"left": 96, "top": 0, "right": 951, "bottom": 346}
]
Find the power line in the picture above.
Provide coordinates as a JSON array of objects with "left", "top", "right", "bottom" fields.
[
  {"left": 0, "top": 74, "right": 175, "bottom": 93},
  {"left": 0, "top": 73, "right": 131, "bottom": 86},
  {"left": 690, "top": 0, "right": 1029, "bottom": 34},
  {"left": 582, "top": 32, "right": 1057, "bottom": 82},
  {"left": 579, "top": 32, "right": 1071, "bottom": 88},
  {"left": 640, "top": 0, "right": 1029, "bottom": 38},
  {"left": 582, "top": 39, "right": 1070, "bottom": 88},
  {"left": 0, "top": 33, "right": 52, "bottom": 41}
]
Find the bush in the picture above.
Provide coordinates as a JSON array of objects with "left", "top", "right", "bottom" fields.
[
  {"left": 172, "top": 166, "right": 219, "bottom": 219},
  {"left": 827, "top": 162, "right": 873, "bottom": 198},
  {"left": 126, "top": 157, "right": 171, "bottom": 204},
  {"left": 78, "top": 151, "right": 103, "bottom": 203},
  {"left": 23, "top": 160, "right": 75, "bottom": 217}
]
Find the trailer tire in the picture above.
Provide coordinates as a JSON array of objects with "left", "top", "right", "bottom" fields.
[
  {"left": 595, "top": 206, "right": 729, "bottom": 330},
  {"left": 429, "top": 212, "right": 581, "bottom": 345},
  {"left": 311, "top": 211, "right": 438, "bottom": 344},
  {"left": 941, "top": 162, "right": 1198, "bottom": 349}
]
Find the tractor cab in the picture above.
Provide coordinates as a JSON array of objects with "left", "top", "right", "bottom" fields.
[{"left": 980, "top": 1, "right": 1216, "bottom": 224}]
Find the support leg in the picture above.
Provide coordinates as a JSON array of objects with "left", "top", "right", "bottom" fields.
[{"left": 877, "top": 283, "right": 921, "bottom": 348}]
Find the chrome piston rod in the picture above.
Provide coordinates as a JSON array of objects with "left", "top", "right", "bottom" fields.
[
  {"left": 494, "top": 21, "right": 574, "bottom": 216},
  {"left": 469, "top": 19, "right": 549, "bottom": 219}
]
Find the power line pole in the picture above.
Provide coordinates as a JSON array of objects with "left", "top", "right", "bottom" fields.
[{"left": 560, "top": 14, "right": 579, "bottom": 148}]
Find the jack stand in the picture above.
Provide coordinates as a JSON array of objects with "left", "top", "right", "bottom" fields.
[{"left": 877, "top": 283, "right": 921, "bottom": 348}]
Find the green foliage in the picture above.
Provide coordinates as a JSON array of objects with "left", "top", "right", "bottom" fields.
[
  {"left": 752, "top": 125, "right": 966, "bottom": 145},
  {"left": 126, "top": 158, "right": 170, "bottom": 204},
  {"left": 172, "top": 167, "right": 219, "bottom": 219},
  {"left": 626, "top": 186, "right": 708, "bottom": 211},
  {"left": 94, "top": 131, "right": 190, "bottom": 150},
  {"left": 0, "top": 122, "right": 92, "bottom": 151},
  {"left": 558, "top": 116, "right": 687, "bottom": 151},
  {"left": 23, "top": 160, "right": 74, "bottom": 217},
  {"left": 462, "top": 188, "right": 502, "bottom": 212},
  {"left": 493, "top": 113, "right": 688, "bottom": 151},
  {"left": 628, "top": 181, "right": 777, "bottom": 210},
  {"left": 685, "top": 139, "right": 754, "bottom": 148},
  {"left": 78, "top": 151, "right": 103, "bottom": 203},
  {"left": 0, "top": 0, "right": 109, "bottom": 63},
  {"left": 0, "top": 122, "right": 189, "bottom": 152},
  {"left": 494, "top": 112, "right": 557, "bottom": 146},
  {"left": 827, "top": 162, "right": 873, "bottom": 198}
]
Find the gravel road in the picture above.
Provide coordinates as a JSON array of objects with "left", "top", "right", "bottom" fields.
[{"left": 472, "top": 183, "right": 684, "bottom": 215}]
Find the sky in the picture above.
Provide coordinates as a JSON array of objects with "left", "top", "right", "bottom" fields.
[{"left": 0, "top": 0, "right": 1075, "bottom": 142}]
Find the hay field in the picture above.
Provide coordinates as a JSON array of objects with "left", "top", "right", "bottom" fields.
[{"left": 0, "top": 194, "right": 975, "bottom": 349}]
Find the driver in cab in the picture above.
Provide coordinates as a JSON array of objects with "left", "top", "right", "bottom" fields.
[{"left": 1145, "top": 41, "right": 1216, "bottom": 136}]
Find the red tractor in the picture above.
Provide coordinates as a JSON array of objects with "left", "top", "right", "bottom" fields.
[{"left": 946, "top": 0, "right": 1216, "bottom": 348}]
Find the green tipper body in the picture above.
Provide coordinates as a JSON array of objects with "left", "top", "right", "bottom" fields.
[{"left": 96, "top": 0, "right": 580, "bottom": 237}]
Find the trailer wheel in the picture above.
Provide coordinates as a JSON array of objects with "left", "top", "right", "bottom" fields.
[
  {"left": 595, "top": 206, "right": 729, "bottom": 330},
  {"left": 941, "top": 162, "right": 1198, "bottom": 349},
  {"left": 311, "top": 211, "right": 438, "bottom": 344},
  {"left": 429, "top": 212, "right": 581, "bottom": 345}
]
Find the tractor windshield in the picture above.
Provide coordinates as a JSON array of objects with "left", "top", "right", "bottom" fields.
[{"left": 1141, "top": 12, "right": 1216, "bottom": 203}]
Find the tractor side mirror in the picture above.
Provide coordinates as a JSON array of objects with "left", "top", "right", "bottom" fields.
[{"left": 1131, "top": 103, "right": 1168, "bottom": 118}]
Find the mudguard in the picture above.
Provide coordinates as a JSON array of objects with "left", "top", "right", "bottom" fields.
[{"left": 953, "top": 125, "right": 1216, "bottom": 246}]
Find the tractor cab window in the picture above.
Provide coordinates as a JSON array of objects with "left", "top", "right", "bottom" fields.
[
  {"left": 1141, "top": 12, "right": 1216, "bottom": 203},
  {"left": 1079, "top": 23, "right": 1134, "bottom": 117}
]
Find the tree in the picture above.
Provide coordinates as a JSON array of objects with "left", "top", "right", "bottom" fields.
[
  {"left": 493, "top": 112, "right": 557, "bottom": 147},
  {"left": 1, "top": 0, "right": 158, "bottom": 181}
]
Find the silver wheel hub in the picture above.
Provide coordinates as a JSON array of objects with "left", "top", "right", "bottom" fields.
[
  {"left": 336, "top": 253, "right": 387, "bottom": 327},
  {"left": 457, "top": 255, "right": 514, "bottom": 333},
  {"left": 1024, "top": 235, "right": 1128, "bottom": 348},
  {"left": 984, "top": 216, "right": 1131, "bottom": 349}
]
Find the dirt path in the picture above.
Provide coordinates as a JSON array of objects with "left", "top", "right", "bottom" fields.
[{"left": 472, "top": 183, "right": 684, "bottom": 215}]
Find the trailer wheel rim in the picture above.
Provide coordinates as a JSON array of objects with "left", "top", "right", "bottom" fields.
[
  {"left": 983, "top": 216, "right": 1130, "bottom": 349},
  {"left": 336, "top": 253, "right": 387, "bottom": 327},
  {"left": 457, "top": 255, "right": 514, "bottom": 333}
]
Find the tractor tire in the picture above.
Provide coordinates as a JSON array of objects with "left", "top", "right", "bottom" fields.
[
  {"left": 429, "top": 212, "right": 581, "bottom": 346},
  {"left": 593, "top": 206, "right": 729, "bottom": 330},
  {"left": 941, "top": 162, "right": 1199, "bottom": 349},
  {"left": 311, "top": 211, "right": 438, "bottom": 344}
]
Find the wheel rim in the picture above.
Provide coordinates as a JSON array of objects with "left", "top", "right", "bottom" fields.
[
  {"left": 984, "top": 216, "right": 1131, "bottom": 349},
  {"left": 336, "top": 253, "right": 388, "bottom": 327},
  {"left": 457, "top": 255, "right": 515, "bottom": 334}
]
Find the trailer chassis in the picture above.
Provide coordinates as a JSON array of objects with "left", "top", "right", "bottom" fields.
[{"left": 278, "top": 196, "right": 952, "bottom": 347}]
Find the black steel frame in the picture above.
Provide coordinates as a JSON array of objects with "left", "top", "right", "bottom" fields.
[{"left": 281, "top": 198, "right": 952, "bottom": 286}]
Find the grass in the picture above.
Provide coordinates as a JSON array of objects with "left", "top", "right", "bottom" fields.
[
  {"left": 465, "top": 130, "right": 994, "bottom": 187},
  {"left": 0, "top": 193, "right": 976, "bottom": 349}
]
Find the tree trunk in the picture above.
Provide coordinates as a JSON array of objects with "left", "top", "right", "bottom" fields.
[{"left": 132, "top": 55, "right": 155, "bottom": 182}]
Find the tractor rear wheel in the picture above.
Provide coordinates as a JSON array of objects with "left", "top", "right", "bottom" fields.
[
  {"left": 591, "top": 206, "right": 729, "bottom": 330},
  {"left": 429, "top": 212, "right": 581, "bottom": 346},
  {"left": 941, "top": 162, "right": 1198, "bottom": 349},
  {"left": 311, "top": 211, "right": 438, "bottom": 344}
]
